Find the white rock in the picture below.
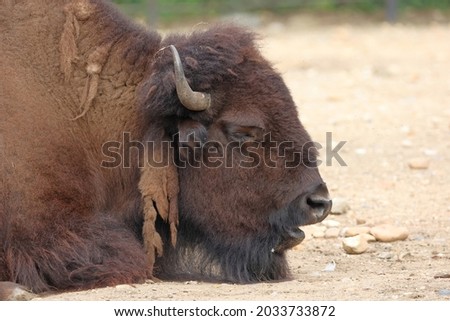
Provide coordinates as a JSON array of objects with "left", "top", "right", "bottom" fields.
[
  {"left": 331, "top": 198, "right": 350, "bottom": 215},
  {"left": 115, "top": 284, "right": 134, "bottom": 290},
  {"left": 344, "top": 226, "right": 371, "bottom": 237},
  {"left": 370, "top": 224, "right": 409, "bottom": 242},
  {"left": 408, "top": 157, "right": 430, "bottom": 170},
  {"left": 323, "top": 261, "right": 336, "bottom": 272},
  {"left": 401, "top": 139, "right": 413, "bottom": 147},
  {"left": 184, "top": 281, "right": 198, "bottom": 285},
  {"left": 423, "top": 149, "right": 438, "bottom": 156},
  {"left": 324, "top": 227, "right": 340, "bottom": 239},
  {"left": 378, "top": 252, "right": 394, "bottom": 260},
  {"left": 342, "top": 235, "right": 369, "bottom": 254},
  {"left": 322, "top": 219, "right": 341, "bottom": 228}
]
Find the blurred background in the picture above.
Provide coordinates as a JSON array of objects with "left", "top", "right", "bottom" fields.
[{"left": 112, "top": 0, "right": 450, "bottom": 27}]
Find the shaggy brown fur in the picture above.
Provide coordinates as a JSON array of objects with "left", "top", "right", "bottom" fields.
[
  {"left": 0, "top": 0, "right": 329, "bottom": 297},
  {"left": 1, "top": 0, "right": 165, "bottom": 293}
]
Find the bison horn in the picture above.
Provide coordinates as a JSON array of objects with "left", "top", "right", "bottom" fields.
[{"left": 170, "top": 45, "right": 211, "bottom": 111}]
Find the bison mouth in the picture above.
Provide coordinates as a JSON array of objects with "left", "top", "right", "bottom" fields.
[
  {"left": 269, "top": 183, "right": 331, "bottom": 254},
  {"left": 271, "top": 226, "right": 306, "bottom": 254}
]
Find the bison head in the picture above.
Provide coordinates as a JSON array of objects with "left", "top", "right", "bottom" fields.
[{"left": 138, "top": 24, "right": 331, "bottom": 283}]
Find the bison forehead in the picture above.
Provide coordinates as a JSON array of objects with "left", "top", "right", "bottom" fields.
[{"left": 138, "top": 25, "right": 265, "bottom": 114}]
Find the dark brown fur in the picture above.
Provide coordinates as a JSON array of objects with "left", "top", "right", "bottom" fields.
[{"left": 0, "top": 0, "right": 328, "bottom": 296}]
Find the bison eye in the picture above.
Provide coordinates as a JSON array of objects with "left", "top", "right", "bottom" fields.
[{"left": 226, "top": 125, "right": 264, "bottom": 143}]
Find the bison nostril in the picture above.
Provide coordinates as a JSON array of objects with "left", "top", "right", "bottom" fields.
[
  {"left": 305, "top": 193, "right": 332, "bottom": 222},
  {"left": 307, "top": 196, "right": 330, "bottom": 211}
]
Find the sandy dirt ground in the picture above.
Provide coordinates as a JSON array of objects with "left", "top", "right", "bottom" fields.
[{"left": 37, "top": 14, "right": 450, "bottom": 301}]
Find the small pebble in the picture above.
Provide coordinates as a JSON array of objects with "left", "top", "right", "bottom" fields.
[
  {"left": 370, "top": 224, "right": 409, "bottom": 242},
  {"left": 409, "top": 234, "right": 425, "bottom": 241},
  {"left": 344, "top": 226, "right": 371, "bottom": 237},
  {"left": 184, "top": 281, "right": 198, "bottom": 285},
  {"left": 422, "top": 149, "right": 438, "bottom": 156},
  {"left": 331, "top": 197, "right": 350, "bottom": 215},
  {"left": 355, "top": 217, "right": 366, "bottom": 225},
  {"left": 324, "top": 227, "right": 340, "bottom": 239},
  {"left": 322, "top": 219, "right": 341, "bottom": 228},
  {"left": 342, "top": 235, "right": 368, "bottom": 254},
  {"left": 401, "top": 139, "right": 413, "bottom": 147},
  {"left": 115, "top": 284, "right": 134, "bottom": 290},
  {"left": 323, "top": 261, "right": 336, "bottom": 272},
  {"left": 378, "top": 252, "right": 394, "bottom": 260},
  {"left": 408, "top": 157, "right": 430, "bottom": 170}
]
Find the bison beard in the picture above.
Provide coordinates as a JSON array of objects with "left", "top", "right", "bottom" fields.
[
  {"left": 155, "top": 185, "right": 329, "bottom": 283},
  {"left": 155, "top": 217, "right": 290, "bottom": 283}
]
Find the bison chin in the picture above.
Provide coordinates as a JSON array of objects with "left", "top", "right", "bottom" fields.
[{"left": 154, "top": 217, "right": 292, "bottom": 283}]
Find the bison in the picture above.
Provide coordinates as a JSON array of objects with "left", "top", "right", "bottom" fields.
[{"left": 0, "top": 0, "right": 331, "bottom": 298}]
